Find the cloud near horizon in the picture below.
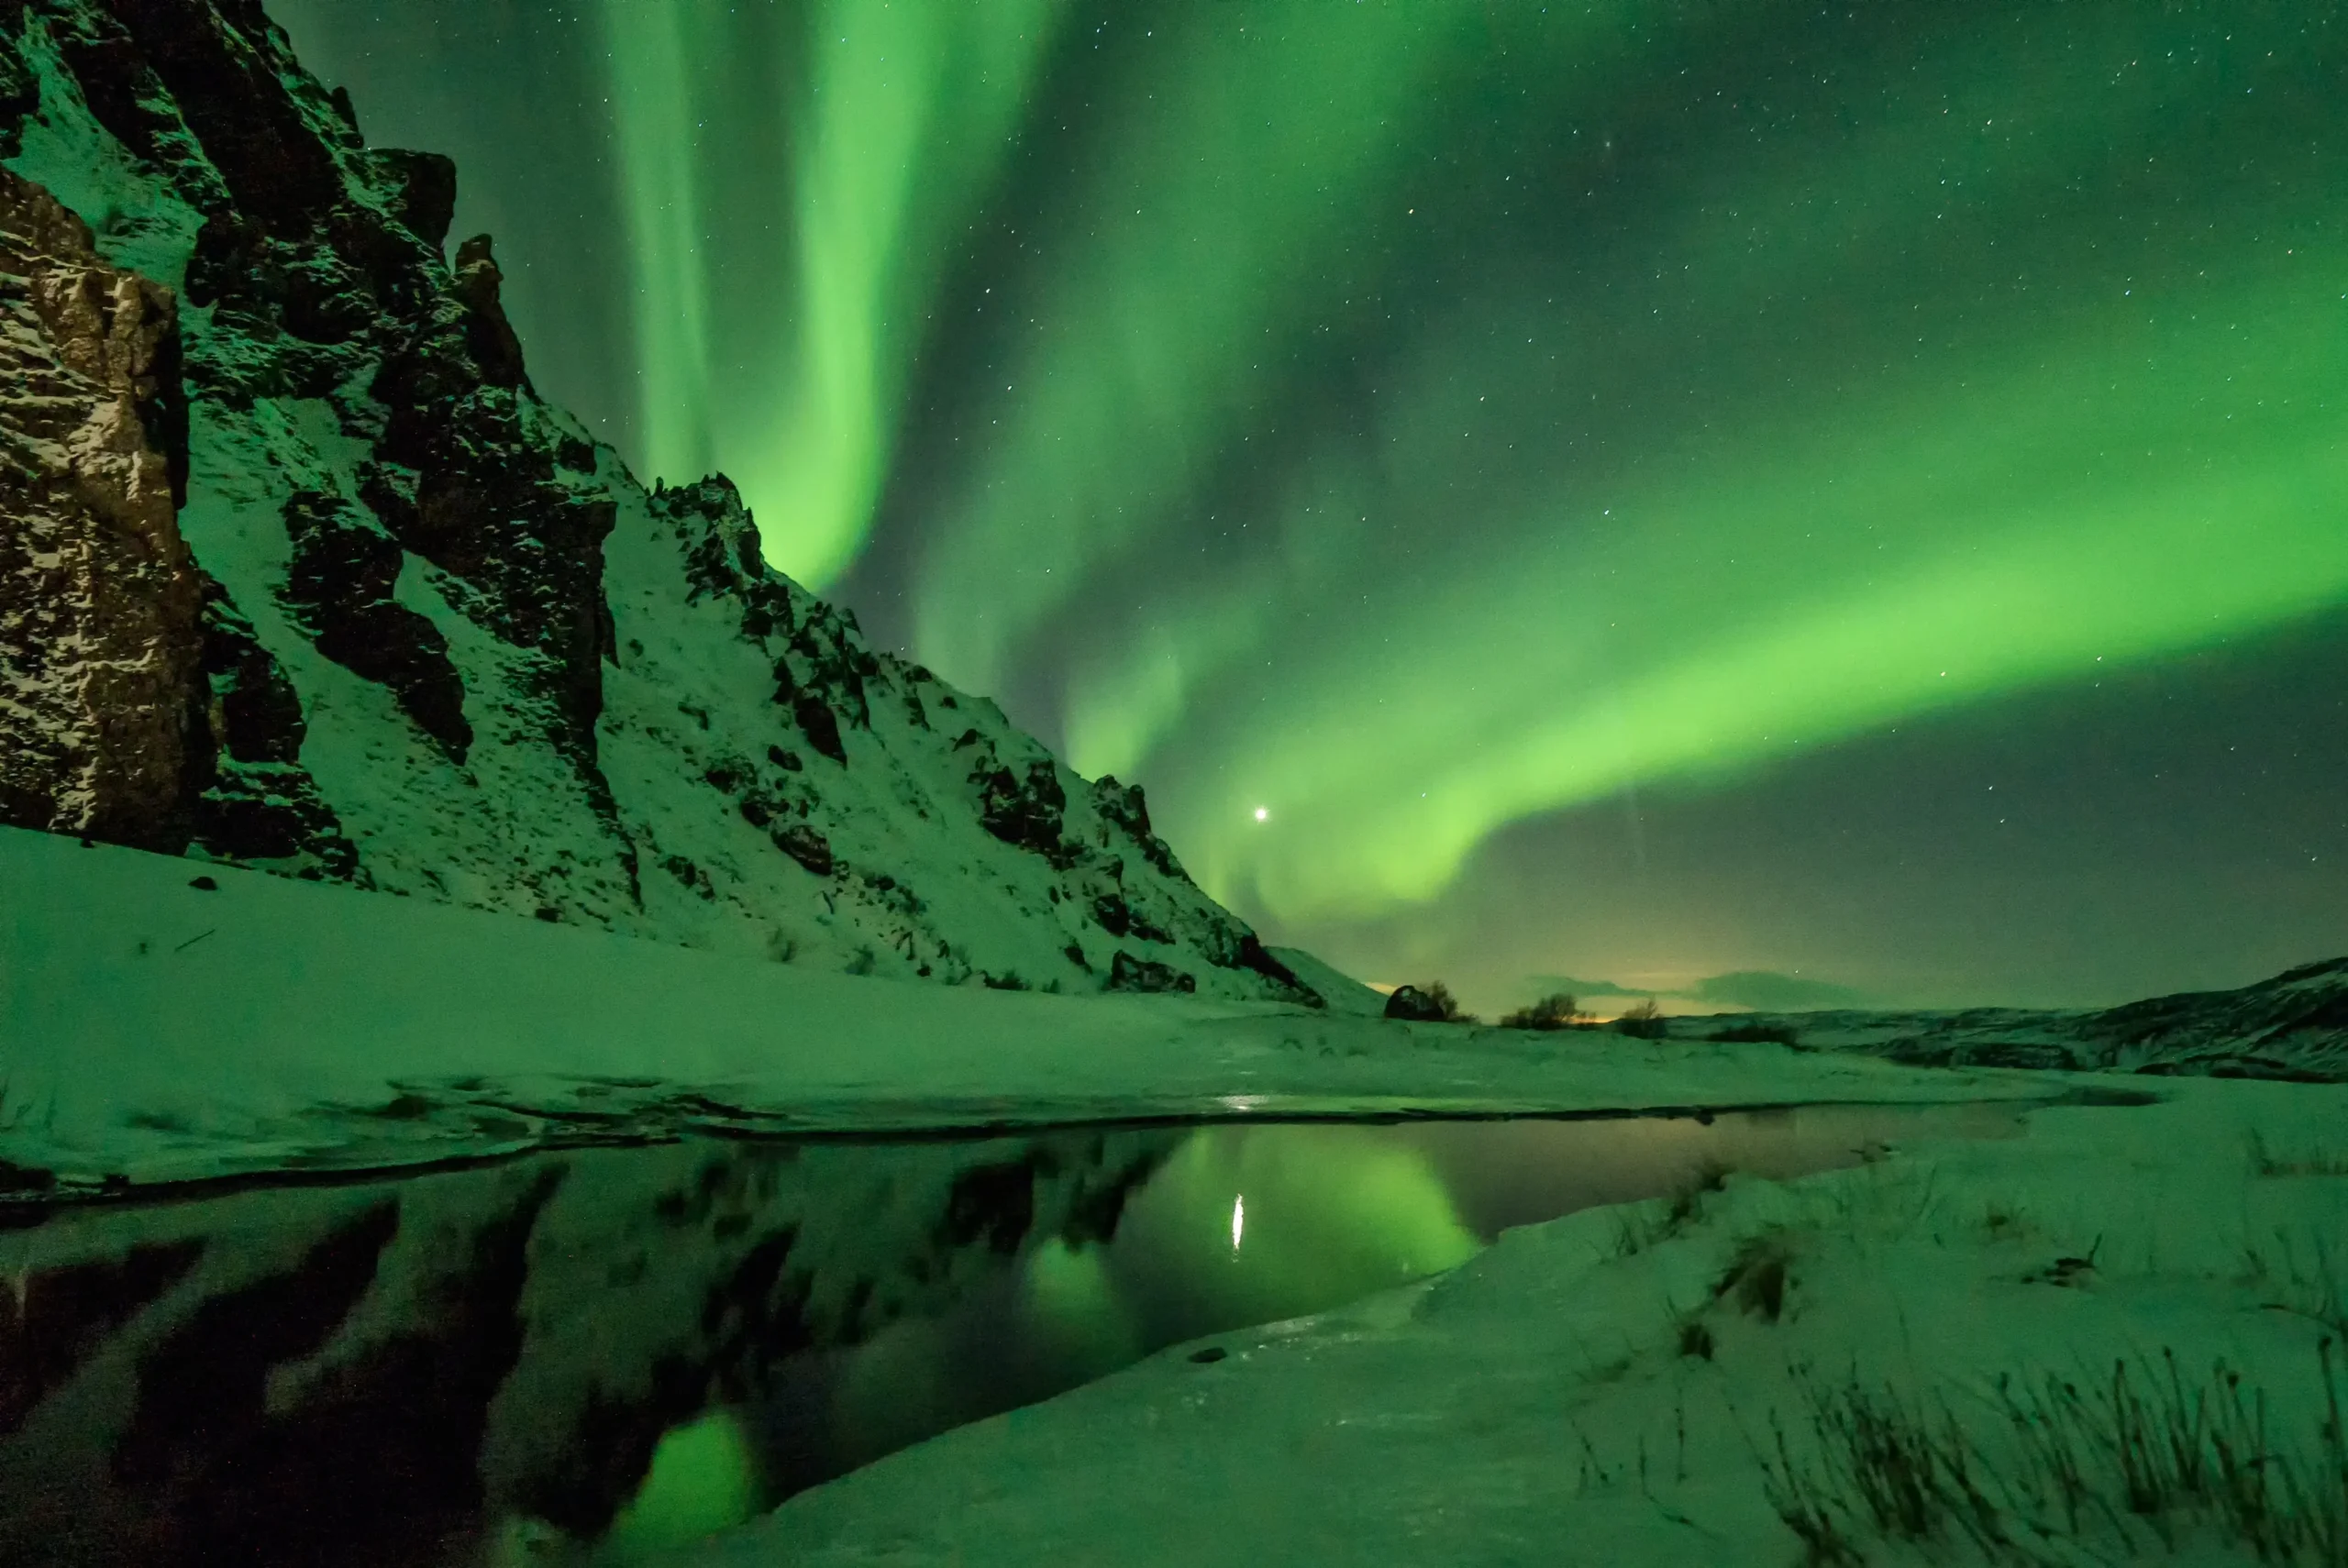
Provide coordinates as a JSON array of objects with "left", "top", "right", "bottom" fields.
[{"left": 1522, "top": 970, "right": 1871, "bottom": 1012}]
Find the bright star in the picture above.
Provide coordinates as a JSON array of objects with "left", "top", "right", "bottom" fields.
[{"left": 1254, "top": 807, "right": 1269, "bottom": 823}]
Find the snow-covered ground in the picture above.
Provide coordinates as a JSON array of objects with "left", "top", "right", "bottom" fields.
[
  {"left": 0, "top": 824, "right": 2053, "bottom": 1192},
  {"left": 657, "top": 1077, "right": 2348, "bottom": 1568},
  {"left": 11, "top": 831, "right": 2343, "bottom": 1567}
]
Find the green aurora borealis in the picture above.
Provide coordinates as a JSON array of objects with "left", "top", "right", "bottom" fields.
[{"left": 271, "top": 1, "right": 2348, "bottom": 1005}]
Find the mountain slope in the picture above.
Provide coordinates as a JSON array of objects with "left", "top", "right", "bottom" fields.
[{"left": 0, "top": 0, "right": 1315, "bottom": 1003}]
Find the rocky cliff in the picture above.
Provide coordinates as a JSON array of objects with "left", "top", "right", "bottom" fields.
[
  {"left": 0, "top": 0, "right": 1317, "bottom": 1004},
  {"left": 0, "top": 160, "right": 195, "bottom": 851}
]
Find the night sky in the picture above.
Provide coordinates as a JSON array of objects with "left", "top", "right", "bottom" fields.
[{"left": 267, "top": 0, "right": 2348, "bottom": 1011}]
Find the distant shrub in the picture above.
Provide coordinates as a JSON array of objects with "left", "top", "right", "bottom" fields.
[
  {"left": 1708, "top": 1019, "right": 1799, "bottom": 1046},
  {"left": 1613, "top": 998, "right": 1669, "bottom": 1039},
  {"left": 981, "top": 970, "right": 1029, "bottom": 991},
  {"left": 1499, "top": 991, "right": 1581, "bottom": 1031},
  {"left": 1385, "top": 981, "right": 1475, "bottom": 1024}
]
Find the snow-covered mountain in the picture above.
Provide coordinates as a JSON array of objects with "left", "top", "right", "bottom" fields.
[{"left": 0, "top": 0, "right": 1319, "bottom": 1005}]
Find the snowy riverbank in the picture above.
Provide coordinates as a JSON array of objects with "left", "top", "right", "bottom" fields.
[
  {"left": 11, "top": 825, "right": 2342, "bottom": 1565},
  {"left": 660, "top": 1077, "right": 2348, "bottom": 1567},
  {"left": 2, "top": 826, "right": 2055, "bottom": 1193}
]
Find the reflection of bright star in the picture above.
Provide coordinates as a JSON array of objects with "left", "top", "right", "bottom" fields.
[
  {"left": 1232, "top": 1194, "right": 1246, "bottom": 1249},
  {"left": 1253, "top": 806, "right": 1269, "bottom": 823}
]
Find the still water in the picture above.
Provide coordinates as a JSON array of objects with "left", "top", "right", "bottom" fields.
[{"left": 0, "top": 1104, "right": 2021, "bottom": 1565}]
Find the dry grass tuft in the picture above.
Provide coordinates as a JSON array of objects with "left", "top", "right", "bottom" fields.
[
  {"left": 2249, "top": 1131, "right": 2348, "bottom": 1179},
  {"left": 1758, "top": 1342, "right": 2348, "bottom": 1565},
  {"left": 1611, "top": 1161, "right": 1732, "bottom": 1256},
  {"left": 1716, "top": 1233, "right": 1794, "bottom": 1322}
]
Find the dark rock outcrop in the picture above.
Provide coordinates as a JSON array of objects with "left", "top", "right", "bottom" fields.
[
  {"left": 1106, "top": 951, "right": 1196, "bottom": 995},
  {"left": 1091, "top": 775, "right": 1183, "bottom": 878},
  {"left": 771, "top": 823, "right": 834, "bottom": 878},
  {"left": 377, "top": 149, "right": 454, "bottom": 251},
  {"left": 360, "top": 226, "right": 618, "bottom": 779},
  {"left": 976, "top": 757, "right": 1066, "bottom": 856},
  {"left": 279, "top": 488, "right": 471, "bottom": 758},
  {"left": 1233, "top": 933, "right": 1311, "bottom": 995},
  {"left": 188, "top": 575, "right": 358, "bottom": 875}
]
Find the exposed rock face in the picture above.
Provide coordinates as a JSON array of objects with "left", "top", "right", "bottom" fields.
[
  {"left": 0, "top": 163, "right": 197, "bottom": 850},
  {"left": 1106, "top": 950, "right": 1196, "bottom": 995},
  {"left": 189, "top": 572, "right": 358, "bottom": 874},
  {"left": 278, "top": 486, "right": 471, "bottom": 760},
  {"left": 0, "top": 0, "right": 1321, "bottom": 1003}
]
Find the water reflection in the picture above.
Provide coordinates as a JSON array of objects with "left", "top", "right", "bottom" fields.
[
  {"left": 1113, "top": 1123, "right": 1484, "bottom": 1333},
  {"left": 604, "top": 1412, "right": 758, "bottom": 1551},
  {"left": 0, "top": 1104, "right": 2020, "bottom": 1564}
]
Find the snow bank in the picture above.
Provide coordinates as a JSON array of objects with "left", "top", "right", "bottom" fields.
[
  {"left": 0, "top": 826, "right": 2053, "bottom": 1191},
  {"left": 666, "top": 1077, "right": 2348, "bottom": 1567}
]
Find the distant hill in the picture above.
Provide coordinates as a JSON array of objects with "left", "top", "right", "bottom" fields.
[{"left": 1674, "top": 956, "right": 2348, "bottom": 1082}]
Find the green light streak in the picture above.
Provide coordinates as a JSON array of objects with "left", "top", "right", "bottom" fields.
[
  {"left": 1055, "top": 12, "right": 2257, "bottom": 786},
  {"left": 604, "top": 0, "right": 1064, "bottom": 580},
  {"left": 735, "top": 0, "right": 1066, "bottom": 585},
  {"left": 1020, "top": 1235, "right": 1139, "bottom": 1371},
  {"left": 911, "top": 0, "right": 1525, "bottom": 691},
  {"left": 1180, "top": 254, "right": 2348, "bottom": 919},
  {"left": 599, "top": 2, "right": 2345, "bottom": 938},
  {"left": 603, "top": 0, "right": 716, "bottom": 484}
]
